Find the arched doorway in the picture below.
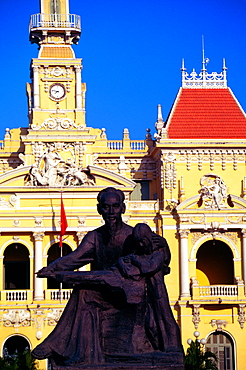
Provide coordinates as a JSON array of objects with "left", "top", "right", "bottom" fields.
[
  {"left": 47, "top": 242, "right": 72, "bottom": 289},
  {"left": 206, "top": 331, "right": 235, "bottom": 370},
  {"left": 3, "top": 335, "right": 30, "bottom": 358},
  {"left": 3, "top": 243, "right": 30, "bottom": 289},
  {"left": 196, "top": 240, "right": 234, "bottom": 285}
]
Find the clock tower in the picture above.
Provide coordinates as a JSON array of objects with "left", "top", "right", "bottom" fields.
[{"left": 27, "top": 0, "right": 86, "bottom": 131}]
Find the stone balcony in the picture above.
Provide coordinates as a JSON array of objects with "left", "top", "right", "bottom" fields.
[{"left": 191, "top": 278, "right": 245, "bottom": 302}]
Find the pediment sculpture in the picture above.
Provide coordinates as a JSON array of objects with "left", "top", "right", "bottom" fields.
[
  {"left": 198, "top": 174, "right": 228, "bottom": 210},
  {"left": 25, "top": 144, "right": 95, "bottom": 187}
]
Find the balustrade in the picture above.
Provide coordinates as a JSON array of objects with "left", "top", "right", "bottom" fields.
[
  {"left": 199, "top": 285, "right": 238, "bottom": 297},
  {"left": 49, "top": 289, "right": 72, "bottom": 301},
  {"left": 107, "top": 140, "right": 146, "bottom": 150},
  {"left": 4, "top": 290, "right": 28, "bottom": 301}
]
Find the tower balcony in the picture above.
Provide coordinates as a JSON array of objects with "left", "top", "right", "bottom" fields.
[
  {"left": 29, "top": 13, "right": 81, "bottom": 45},
  {"left": 29, "top": 13, "right": 81, "bottom": 31}
]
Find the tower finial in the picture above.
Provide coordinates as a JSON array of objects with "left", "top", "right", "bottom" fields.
[{"left": 155, "top": 104, "right": 164, "bottom": 134}]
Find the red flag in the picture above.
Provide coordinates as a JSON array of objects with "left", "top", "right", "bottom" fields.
[{"left": 59, "top": 193, "right": 68, "bottom": 247}]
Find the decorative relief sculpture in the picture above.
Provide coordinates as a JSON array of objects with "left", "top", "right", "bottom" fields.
[
  {"left": 192, "top": 304, "right": 201, "bottom": 329},
  {"left": 2, "top": 309, "right": 31, "bottom": 328},
  {"left": 31, "top": 116, "right": 84, "bottom": 130},
  {"left": 47, "top": 309, "right": 64, "bottom": 326},
  {"left": 210, "top": 319, "right": 227, "bottom": 331},
  {"left": 198, "top": 174, "right": 227, "bottom": 210},
  {"left": 25, "top": 143, "right": 95, "bottom": 187},
  {"left": 32, "top": 309, "right": 47, "bottom": 340},
  {"left": 0, "top": 194, "right": 17, "bottom": 209},
  {"left": 164, "top": 152, "right": 177, "bottom": 190},
  {"left": 238, "top": 304, "right": 246, "bottom": 329}
]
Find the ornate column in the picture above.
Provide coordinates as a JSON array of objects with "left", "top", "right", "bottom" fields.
[
  {"left": 179, "top": 229, "right": 190, "bottom": 298},
  {"left": 33, "top": 232, "right": 45, "bottom": 300},
  {"left": 75, "top": 65, "right": 82, "bottom": 109},
  {"left": 241, "top": 229, "right": 246, "bottom": 294},
  {"left": 32, "top": 65, "right": 40, "bottom": 109}
]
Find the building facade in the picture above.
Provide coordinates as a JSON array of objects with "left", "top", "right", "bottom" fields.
[{"left": 0, "top": 0, "right": 246, "bottom": 369}]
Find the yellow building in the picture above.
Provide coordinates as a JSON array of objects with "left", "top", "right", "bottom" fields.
[{"left": 0, "top": 0, "right": 246, "bottom": 369}]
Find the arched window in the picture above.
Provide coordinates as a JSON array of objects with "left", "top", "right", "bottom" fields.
[
  {"left": 50, "top": 0, "right": 61, "bottom": 14},
  {"left": 3, "top": 243, "right": 30, "bottom": 289},
  {"left": 206, "top": 332, "right": 235, "bottom": 370},
  {"left": 196, "top": 240, "right": 234, "bottom": 285},
  {"left": 47, "top": 242, "right": 72, "bottom": 289},
  {"left": 3, "top": 335, "right": 30, "bottom": 358}
]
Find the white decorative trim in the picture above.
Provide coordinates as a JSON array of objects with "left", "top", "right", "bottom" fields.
[{"left": 181, "top": 59, "right": 227, "bottom": 89}]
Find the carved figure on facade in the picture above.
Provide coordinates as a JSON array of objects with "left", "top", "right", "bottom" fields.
[
  {"left": 25, "top": 144, "right": 95, "bottom": 187},
  {"left": 210, "top": 319, "right": 227, "bottom": 331},
  {"left": 199, "top": 174, "right": 228, "bottom": 210}
]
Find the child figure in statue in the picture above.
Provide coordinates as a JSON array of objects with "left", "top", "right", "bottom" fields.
[{"left": 115, "top": 223, "right": 176, "bottom": 353}]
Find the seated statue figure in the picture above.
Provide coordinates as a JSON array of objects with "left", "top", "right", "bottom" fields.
[{"left": 32, "top": 187, "right": 183, "bottom": 367}]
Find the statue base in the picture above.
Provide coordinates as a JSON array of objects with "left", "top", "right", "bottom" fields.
[
  {"left": 50, "top": 352, "right": 184, "bottom": 370},
  {"left": 52, "top": 366, "right": 184, "bottom": 370}
]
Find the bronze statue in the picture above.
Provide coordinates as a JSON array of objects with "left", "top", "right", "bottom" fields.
[{"left": 32, "top": 187, "right": 184, "bottom": 368}]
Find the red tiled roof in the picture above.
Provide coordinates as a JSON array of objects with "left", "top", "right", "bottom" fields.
[{"left": 166, "top": 88, "right": 246, "bottom": 139}]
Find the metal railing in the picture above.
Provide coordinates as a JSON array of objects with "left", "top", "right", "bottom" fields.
[
  {"left": 29, "top": 13, "right": 81, "bottom": 30},
  {"left": 199, "top": 285, "right": 238, "bottom": 297}
]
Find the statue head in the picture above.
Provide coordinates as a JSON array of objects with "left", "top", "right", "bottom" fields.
[
  {"left": 97, "top": 187, "right": 126, "bottom": 230},
  {"left": 133, "top": 223, "right": 153, "bottom": 255}
]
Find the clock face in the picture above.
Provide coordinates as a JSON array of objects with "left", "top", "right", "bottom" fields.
[{"left": 49, "top": 83, "right": 66, "bottom": 101}]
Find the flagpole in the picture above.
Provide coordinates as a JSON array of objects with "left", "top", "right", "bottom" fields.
[
  {"left": 60, "top": 190, "right": 63, "bottom": 304},
  {"left": 59, "top": 188, "right": 68, "bottom": 304}
]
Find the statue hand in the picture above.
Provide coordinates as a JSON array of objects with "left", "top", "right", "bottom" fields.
[
  {"left": 36, "top": 266, "right": 55, "bottom": 278},
  {"left": 152, "top": 233, "right": 167, "bottom": 249},
  {"left": 129, "top": 254, "right": 140, "bottom": 267},
  {"left": 116, "top": 258, "right": 131, "bottom": 278}
]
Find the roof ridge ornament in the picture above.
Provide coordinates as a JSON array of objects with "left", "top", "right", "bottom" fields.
[{"left": 181, "top": 38, "right": 227, "bottom": 89}]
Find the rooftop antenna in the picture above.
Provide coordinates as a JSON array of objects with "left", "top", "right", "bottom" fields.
[{"left": 202, "top": 35, "right": 209, "bottom": 73}]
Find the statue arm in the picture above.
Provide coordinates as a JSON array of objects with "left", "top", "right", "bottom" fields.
[
  {"left": 130, "top": 250, "right": 167, "bottom": 276},
  {"left": 37, "top": 232, "right": 95, "bottom": 277}
]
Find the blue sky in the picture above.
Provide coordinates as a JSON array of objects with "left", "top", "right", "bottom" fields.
[{"left": 0, "top": 0, "right": 246, "bottom": 140}]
